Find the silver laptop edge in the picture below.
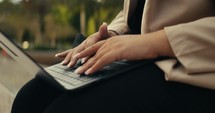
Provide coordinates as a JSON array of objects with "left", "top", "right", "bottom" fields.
[{"left": 0, "top": 33, "right": 75, "bottom": 90}]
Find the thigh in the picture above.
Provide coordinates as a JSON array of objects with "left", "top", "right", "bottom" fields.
[
  {"left": 44, "top": 63, "right": 215, "bottom": 113},
  {"left": 11, "top": 77, "right": 64, "bottom": 113}
]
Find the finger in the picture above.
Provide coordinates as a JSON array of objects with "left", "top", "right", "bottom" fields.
[
  {"left": 75, "top": 44, "right": 115, "bottom": 75},
  {"left": 78, "top": 42, "right": 110, "bottom": 74},
  {"left": 85, "top": 52, "right": 115, "bottom": 75},
  {"left": 81, "top": 57, "right": 90, "bottom": 64},
  {"left": 62, "top": 43, "right": 84, "bottom": 66},
  {"left": 67, "top": 43, "right": 85, "bottom": 67},
  {"left": 99, "top": 22, "right": 109, "bottom": 39},
  {"left": 73, "top": 41, "right": 105, "bottom": 59},
  {"left": 81, "top": 46, "right": 115, "bottom": 75},
  {"left": 74, "top": 47, "right": 108, "bottom": 74},
  {"left": 61, "top": 51, "right": 74, "bottom": 65},
  {"left": 55, "top": 50, "right": 71, "bottom": 58},
  {"left": 74, "top": 57, "right": 97, "bottom": 74}
]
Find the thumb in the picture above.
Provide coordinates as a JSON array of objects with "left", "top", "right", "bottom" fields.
[{"left": 98, "top": 22, "right": 110, "bottom": 39}]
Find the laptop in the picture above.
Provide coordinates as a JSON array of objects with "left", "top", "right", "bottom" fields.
[{"left": 0, "top": 32, "right": 153, "bottom": 91}]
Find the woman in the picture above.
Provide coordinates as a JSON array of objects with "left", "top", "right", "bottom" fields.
[{"left": 12, "top": 0, "right": 215, "bottom": 113}]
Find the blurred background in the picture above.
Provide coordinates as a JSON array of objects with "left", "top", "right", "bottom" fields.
[
  {"left": 0, "top": 0, "right": 123, "bottom": 64},
  {"left": 0, "top": 0, "right": 123, "bottom": 112}
]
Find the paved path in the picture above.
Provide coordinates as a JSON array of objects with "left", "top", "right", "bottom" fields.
[
  {"left": 0, "top": 50, "right": 61, "bottom": 113},
  {"left": 0, "top": 55, "right": 34, "bottom": 113},
  {"left": 0, "top": 83, "right": 14, "bottom": 113},
  {"left": 0, "top": 55, "right": 34, "bottom": 94}
]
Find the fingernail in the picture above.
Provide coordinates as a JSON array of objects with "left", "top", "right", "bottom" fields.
[
  {"left": 61, "top": 60, "right": 65, "bottom": 65},
  {"left": 55, "top": 54, "right": 59, "bottom": 57},
  {"left": 75, "top": 67, "right": 82, "bottom": 74},
  {"left": 85, "top": 68, "right": 92, "bottom": 75},
  {"left": 67, "top": 64, "right": 71, "bottom": 68},
  {"left": 61, "top": 60, "right": 69, "bottom": 65},
  {"left": 67, "top": 61, "right": 74, "bottom": 68},
  {"left": 81, "top": 58, "right": 86, "bottom": 64}
]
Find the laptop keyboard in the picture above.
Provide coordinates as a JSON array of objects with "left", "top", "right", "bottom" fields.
[
  {"left": 46, "top": 64, "right": 94, "bottom": 86},
  {"left": 46, "top": 61, "right": 130, "bottom": 86}
]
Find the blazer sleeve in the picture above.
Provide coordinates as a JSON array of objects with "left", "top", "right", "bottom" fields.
[
  {"left": 107, "top": 11, "right": 130, "bottom": 35},
  {"left": 156, "top": 17, "right": 215, "bottom": 89},
  {"left": 107, "top": 0, "right": 130, "bottom": 35},
  {"left": 165, "top": 17, "right": 215, "bottom": 74}
]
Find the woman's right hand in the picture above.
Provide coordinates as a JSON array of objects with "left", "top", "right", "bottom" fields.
[{"left": 55, "top": 23, "right": 116, "bottom": 68}]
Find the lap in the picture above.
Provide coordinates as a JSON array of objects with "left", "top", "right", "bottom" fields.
[
  {"left": 0, "top": 83, "right": 14, "bottom": 113},
  {"left": 12, "top": 62, "right": 215, "bottom": 113}
]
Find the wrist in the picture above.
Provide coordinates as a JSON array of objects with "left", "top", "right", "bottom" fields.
[{"left": 149, "top": 30, "right": 175, "bottom": 57}]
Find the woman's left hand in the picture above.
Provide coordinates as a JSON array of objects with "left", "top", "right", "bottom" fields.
[{"left": 73, "top": 35, "right": 156, "bottom": 75}]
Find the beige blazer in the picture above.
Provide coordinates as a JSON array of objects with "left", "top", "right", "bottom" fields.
[{"left": 108, "top": 0, "right": 215, "bottom": 90}]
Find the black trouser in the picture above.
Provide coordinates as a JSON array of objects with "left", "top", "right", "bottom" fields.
[{"left": 11, "top": 63, "right": 215, "bottom": 113}]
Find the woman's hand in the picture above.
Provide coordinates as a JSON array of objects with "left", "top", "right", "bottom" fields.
[
  {"left": 73, "top": 30, "right": 175, "bottom": 75},
  {"left": 55, "top": 23, "right": 116, "bottom": 67}
]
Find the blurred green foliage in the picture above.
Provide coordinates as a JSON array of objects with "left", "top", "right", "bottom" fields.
[{"left": 0, "top": 0, "right": 123, "bottom": 50}]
